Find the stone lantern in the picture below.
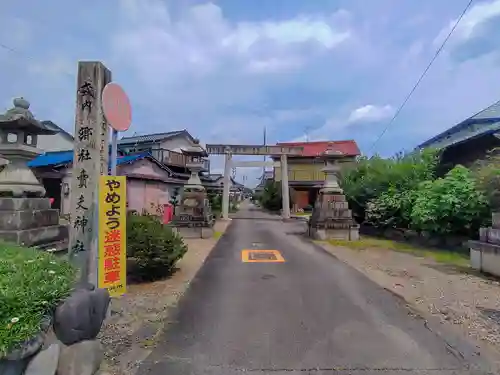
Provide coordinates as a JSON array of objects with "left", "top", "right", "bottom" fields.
[
  {"left": 320, "top": 147, "right": 344, "bottom": 194},
  {"left": 0, "top": 98, "right": 57, "bottom": 197},
  {"left": 0, "top": 98, "right": 68, "bottom": 250},
  {"left": 182, "top": 139, "right": 208, "bottom": 192},
  {"left": 308, "top": 143, "right": 359, "bottom": 241},
  {"left": 172, "top": 139, "right": 215, "bottom": 238}
]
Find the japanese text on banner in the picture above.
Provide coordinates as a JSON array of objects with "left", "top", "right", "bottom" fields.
[{"left": 98, "top": 176, "right": 127, "bottom": 297}]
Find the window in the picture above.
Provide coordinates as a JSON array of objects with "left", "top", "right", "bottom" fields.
[
  {"left": 7, "top": 133, "right": 17, "bottom": 143},
  {"left": 24, "top": 134, "right": 33, "bottom": 145}
]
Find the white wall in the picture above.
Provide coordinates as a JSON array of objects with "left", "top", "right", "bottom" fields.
[{"left": 38, "top": 133, "right": 73, "bottom": 152}]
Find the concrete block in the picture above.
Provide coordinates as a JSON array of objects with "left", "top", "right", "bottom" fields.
[
  {"left": 0, "top": 224, "right": 68, "bottom": 247},
  {"left": 470, "top": 248, "right": 482, "bottom": 270},
  {"left": 201, "top": 227, "right": 214, "bottom": 239},
  {"left": 487, "top": 228, "right": 500, "bottom": 245},
  {"left": 0, "top": 197, "right": 50, "bottom": 211},
  {"left": 493, "top": 212, "right": 500, "bottom": 229},
  {"left": 0, "top": 209, "right": 60, "bottom": 231}
]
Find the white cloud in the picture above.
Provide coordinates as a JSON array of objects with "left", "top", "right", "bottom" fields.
[
  {"left": 112, "top": 0, "right": 351, "bottom": 83},
  {"left": 348, "top": 104, "right": 394, "bottom": 123},
  {"left": 434, "top": 0, "right": 500, "bottom": 46}
]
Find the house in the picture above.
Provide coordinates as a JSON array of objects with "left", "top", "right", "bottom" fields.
[
  {"left": 417, "top": 100, "right": 500, "bottom": 173},
  {"left": 37, "top": 121, "right": 74, "bottom": 152},
  {"left": 118, "top": 129, "right": 210, "bottom": 172},
  {"left": 205, "top": 173, "right": 246, "bottom": 197},
  {"left": 29, "top": 150, "right": 219, "bottom": 217},
  {"left": 272, "top": 140, "right": 360, "bottom": 210},
  {"left": 254, "top": 170, "right": 273, "bottom": 194}
]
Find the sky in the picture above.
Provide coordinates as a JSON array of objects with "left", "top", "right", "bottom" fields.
[{"left": 1, "top": 0, "right": 500, "bottom": 186}]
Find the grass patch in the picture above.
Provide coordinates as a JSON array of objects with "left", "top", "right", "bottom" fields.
[
  {"left": 293, "top": 212, "right": 311, "bottom": 217},
  {"left": 0, "top": 241, "right": 75, "bottom": 356},
  {"left": 327, "top": 237, "right": 469, "bottom": 267}
]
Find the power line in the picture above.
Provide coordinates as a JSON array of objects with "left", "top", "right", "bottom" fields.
[{"left": 369, "top": 0, "right": 475, "bottom": 153}]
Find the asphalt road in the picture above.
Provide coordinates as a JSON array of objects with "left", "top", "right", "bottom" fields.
[{"left": 137, "top": 203, "right": 495, "bottom": 375}]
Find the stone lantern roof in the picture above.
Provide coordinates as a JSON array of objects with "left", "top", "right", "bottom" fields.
[{"left": 0, "top": 98, "right": 57, "bottom": 135}]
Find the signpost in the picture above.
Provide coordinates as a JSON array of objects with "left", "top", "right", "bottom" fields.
[
  {"left": 100, "top": 82, "right": 132, "bottom": 296},
  {"left": 98, "top": 175, "right": 127, "bottom": 297},
  {"left": 102, "top": 82, "right": 132, "bottom": 175}
]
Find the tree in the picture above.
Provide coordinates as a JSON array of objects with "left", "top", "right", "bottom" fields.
[
  {"left": 260, "top": 180, "right": 282, "bottom": 211},
  {"left": 340, "top": 148, "right": 439, "bottom": 222},
  {"left": 411, "top": 165, "right": 489, "bottom": 236}
]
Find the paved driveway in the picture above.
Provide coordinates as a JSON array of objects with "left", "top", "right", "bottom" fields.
[{"left": 137, "top": 206, "right": 493, "bottom": 374}]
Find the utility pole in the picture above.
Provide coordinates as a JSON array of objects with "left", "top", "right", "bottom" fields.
[{"left": 262, "top": 126, "right": 267, "bottom": 183}]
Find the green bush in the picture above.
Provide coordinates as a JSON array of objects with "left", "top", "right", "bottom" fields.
[
  {"left": 472, "top": 149, "right": 500, "bottom": 212},
  {"left": 0, "top": 242, "right": 75, "bottom": 356},
  {"left": 127, "top": 213, "right": 187, "bottom": 281},
  {"left": 366, "top": 188, "right": 415, "bottom": 229},
  {"left": 341, "top": 149, "right": 439, "bottom": 221},
  {"left": 411, "top": 165, "right": 489, "bottom": 236},
  {"left": 208, "top": 192, "right": 222, "bottom": 211}
]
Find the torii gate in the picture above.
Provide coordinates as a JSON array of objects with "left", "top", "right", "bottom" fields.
[{"left": 205, "top": 144, "right": 303, "bottom": 220}]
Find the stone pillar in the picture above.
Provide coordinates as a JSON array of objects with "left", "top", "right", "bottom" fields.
[
  {"left": 281, "top": 154, "right": 290, "bottom": 219},
  {"left": 68, "top": 61, "right": 111, "bottom": 286},
  {"left": 222, "top": 151, "right": 232, "bottom": 220}
]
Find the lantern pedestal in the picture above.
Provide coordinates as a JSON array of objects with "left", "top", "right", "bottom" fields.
[{"left": 0, "top": 197, "right": 68, "bottom": 250}]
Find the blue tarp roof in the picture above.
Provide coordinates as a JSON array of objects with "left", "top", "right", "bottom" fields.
[{"left": 27, "top": 150, "right": 151, "bottom": 168}]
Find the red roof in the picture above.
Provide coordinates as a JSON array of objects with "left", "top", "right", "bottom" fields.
[{"left": 277, "top": 140, "right": 360, "bottom": 157}]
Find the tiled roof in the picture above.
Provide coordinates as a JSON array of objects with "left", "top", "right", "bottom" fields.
[
  {"left": 118, "top": 130, "right": 185, "bottom": 145},
  {"left": 277, "top": 140, "right": 360, "bottom": 157},
  {"left": 41, "top": 121, "right": 74, "bottom": 141},
  {"left": 418, "top": 99, "right": 500, "bottom": 149}
]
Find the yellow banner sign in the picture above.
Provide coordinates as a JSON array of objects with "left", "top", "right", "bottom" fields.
[{"left": 98, "top": 176, "right": 127, "bottom": 297}]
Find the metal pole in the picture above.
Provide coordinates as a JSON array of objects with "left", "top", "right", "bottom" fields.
[{"left": 111, "top": 129, "right": 118, "bottom": 175}]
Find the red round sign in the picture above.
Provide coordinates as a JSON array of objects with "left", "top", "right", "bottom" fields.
[{"left": 102, "top": 82, "right": 132, "bottom": 132}]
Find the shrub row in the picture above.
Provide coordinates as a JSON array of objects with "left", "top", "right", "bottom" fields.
[{"left": 341, "top": 149, "right": 495, "bottom": 238}]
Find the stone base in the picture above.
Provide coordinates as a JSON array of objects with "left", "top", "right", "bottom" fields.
[
  {"left": 0, "top": 208, "right": 60, "bottom": 231},
  {"left": 0, "top": 224, "right": 68, "bottom": 247},
  {"left": 0, "top": 197, "right": 51, "bottom": 211},
  {"left": 175, "top": 226, "right": 214, "bottom": 239},
  {"left": 310, "top": 226, "right": 360, "bottom": 241},
  {"left": 0, "top": 197, "right": 68, "bottom": 248},
  {"left": 469, "top": 240, "right": 500, "bottom": 276}
]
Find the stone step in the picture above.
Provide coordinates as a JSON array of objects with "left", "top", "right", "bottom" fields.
[
  {"left": 318, "top": 194, "right": 347, "bottom": 203},
  {"left": 0, "top": 197, "right": 51, "bottom": 211},
  {"left": 317, "top": 208, "right": 352, "bottom": 219},
  {"left": 0, "top": 224, "right": 68, "bottom": 247},
  {"left": 36, "top": 239, "right": 69, "bottom": 254},
  {"left": 0, "top": 209, "right": 60, "bottom": 231}
]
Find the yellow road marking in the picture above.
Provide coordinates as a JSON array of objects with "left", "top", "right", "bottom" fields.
[{"left": 241, "top": 249, "right": 285, "bottom": 263}]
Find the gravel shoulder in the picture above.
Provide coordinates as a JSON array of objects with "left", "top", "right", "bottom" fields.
[
  {"left": 98, "top": 220, "right": 231, "bottom": 375},
  {"left": 317, "top": 239, "right": 500, "bottom": 365}
]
